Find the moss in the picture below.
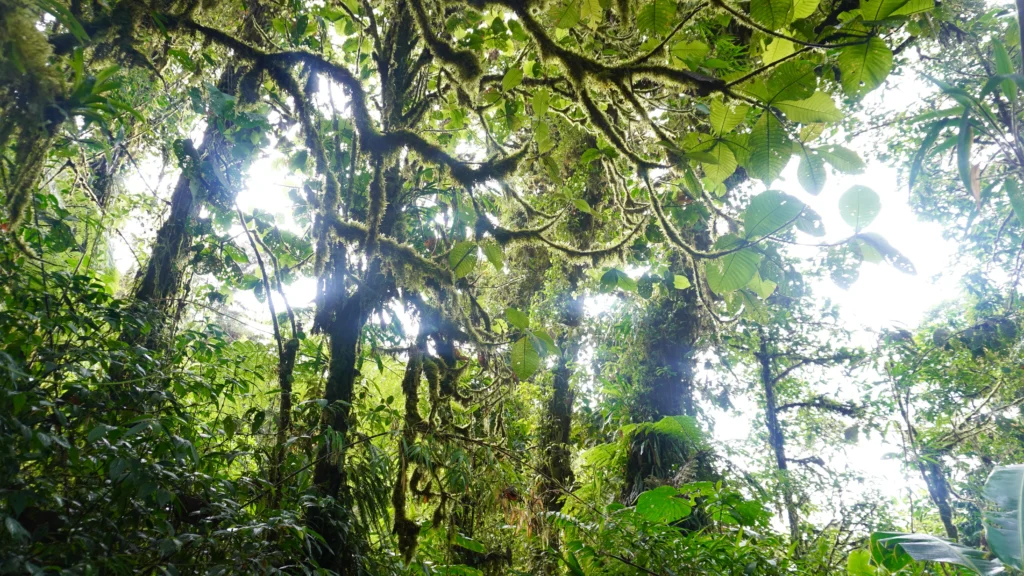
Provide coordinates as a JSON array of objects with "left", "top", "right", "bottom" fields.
[
  {"left": 0, "top": 0, "right": 65, "bottom": 238},
  {"left": 409, "top": 0, "right": 482, "bottom": 84},
  {"left": 393, "top": 347, "right": 425, "bottom": 563},
  {"left": 364, "top": 158, "right": 388, "bottom": 254}
]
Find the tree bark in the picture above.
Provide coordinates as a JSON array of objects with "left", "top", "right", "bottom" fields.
[
  {"left": 919, "top": 457, "right": 958, "bottom": 540},
  {"left": 758, "top": 337, "right": 801, "bottom": 547}
]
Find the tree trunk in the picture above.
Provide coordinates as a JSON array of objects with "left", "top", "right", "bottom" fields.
[
  {"left": 309, "top": 243, "right": 371, "bottom": 574},
  {"left": 759, "top": 338, "right": 801, "bottom": 547},
  {"left": 919, "top": 457, "right": 958, "bottom": 540},
  {"left": 622, "top": 257, "right": 708, "bottom": 504},
  {"left": 130, "top": 0, "right": 268, "bottom": 334},
  {"left": 308, "top": 4, "right": 419, "bottom": 570}
]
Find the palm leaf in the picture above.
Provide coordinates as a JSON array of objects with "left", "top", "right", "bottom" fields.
[
  {"left": 873, "top": 533, "right": 1004, "bottom": 575},
  {"left": 984, "top": 464, "right": 1024, "bottom": 569}
]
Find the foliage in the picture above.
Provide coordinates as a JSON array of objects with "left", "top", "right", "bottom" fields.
[{"left": 1, "top": 0, "right": 1022, "bottom": 574}]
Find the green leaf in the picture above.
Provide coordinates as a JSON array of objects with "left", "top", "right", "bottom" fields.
[
  {"left": 889, "top": 0, "right": 933, "bottom": 15},
  {"left": 747, "top": 272, "right": 777, "bottom": 298},
  {"left": 993, "top": 40, "right": 1017, "bottom": 104},
  {"left": 5, "top": 516, "right": 30, "bottom": 541},
  {"left": 1007, "top": 179, "right": 1024, "bottom": 228},
  {"left": 511, "top": 336, "right": 540, "bottom": 380},
  {"left": 853, "top": 232, "right": 916, "bottom": 274},
  {"left": 838, "top": 185, "right": 881, "bottom": 231},
  {"left": 743, "top": 190, "right": 805, "bottom": 239},
  {"left": 984, "top": 464, "right": 1024, "bottom": 569},
  {"left": 796, "top": 205, "right": 826, "bottom": 236},
  {"left": 838, "top": 37, "right": 893, "bottom": 98},
  {"left": 605, "top": 268, "right": 637, "bottom": 291},
  {"left": 706, "top": 237, "right": 762, "bottom": 294},
  {"left": 764, "top": 60, "right": 817, "bottom": 102},
  {"left": 38, "top": 0, "right": 90, "bottom": 43},
  {"left": 636, "top": 486, "right": 693, "bottom": 524},
  {"left": 673, "top": 274, "right": 691, "bottom": 289},
  {"left": 449, "top": 241, "right": 478, "bottom": 279},
  {"left": 454, "top": 532, "right": 486, "bottom": 554},
  {"left": 549, "top": 1, "right": 581, "bottom": 28},
  {"left": 506, "top": 307, "right": 530, "bottom": 330},
  {"left": 637, "top": 0, "right": 676, "bottom": 35},
  {"left": 535, "top": 121, "right": 555, "bottom": 153},
  {"left": 869, "top": 532, "right": 914, "bottom": 573},
  {"left": 748, "top": 112, "right": 791, "bottom": 184},
  {"left": 564, "top": 551, "right": 586, "bottom": 576},
  {"left": 224, "top": 244, "right": 249, "bottom": 264},
  {"left": 819, "top": 145, "right": 866, "bottom": 173},
  {"left": 580, "top": 148, "right": 603, "bottom": 164},
  {"left": 531, "top": 329, "right": 560, "bottom": 356},
  {"left": 763, "top": 37, "right": 795, "bottom": 64},
  {"left": 775, "top": 91, "right": 843, "bottom": 123},
  {"left": 750, "top": 0, "right": 793, "bottom": 30},
  {"left": 860, "top": 0, "right": 909, "bottom": 21},
  {"left": 532, "top": 89, "right": 550, "bottom": 117},
  {"left": 792, "top": 0, "right": 820, "bottom": 18},
  {"left": 908, "top": 119, "right": 952, "bottom": 190},
  {"left": 796, "top": 146, "right": 827, "bottom": 194},
  {"left": 671, "top": 40, "right": 710, "bottom": 62},
  {"left": 709, "top": 99, "right": 749, "bottom": 135},
  {"left": 846, "top": 549, "right": 873, "bottom": 576},
  {"left": 482, "top": 242, "right": 504, "bottom": 271},
  {"left": 957, "top": 109, "right": 976, "bottom": 201},
  {"left": 703, "top": 144, "right": 738, "bottom": 185},
  {"left": 502, "top": 67, "right": 524, "bottom": 92},
  {"left": 580, "top": 0, "right": 603, "bottom": 26},
  {"left": 872, "top": 533, "right": 1004, "bottom": 575},
  {"left": 87, "top": 424, "right": 115, "bottom": 443},
  {"left": 573, "top": 198, "right": 595, "bottom": 214}
]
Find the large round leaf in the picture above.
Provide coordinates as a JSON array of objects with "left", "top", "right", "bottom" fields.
[
  {"left": 743, "top": 190, "right": 805, "bottom": 239},
  {"left": 636, "top": 486, "right": 693, "bottom": 524},
  {"left": 748, "top": 113, "right": 791, "bottom": 184},
  {"left": 838, "top": 37, "right": 893, "bottom": 98},
  {"left": 838, "top": 185, "right": 881, "bottom": 231},
  {"left": 796, "top": 146, "right": 827, "bottom": 195},
  {"left": 775, "top": 91, "right": 843, "bottom": 123},
  {"left": 706, "top": 237, "right": 763, "bottom": 294},
  {"left": 511, "top": 336, "right": 540, "bottom": 380},
  {"left": 637, "top": 0, "right": 675, "bottom": 34},
  {"left": 749, "top": 0, "right": 793, "bottom": 30}
]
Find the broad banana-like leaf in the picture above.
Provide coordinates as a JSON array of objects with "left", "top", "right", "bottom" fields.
[
  {"left": 984, "top": 464, "right": 1024, "bottom": 569},
  {"left": 873, "top": 533, "right": 1004, "bottom": 575}
]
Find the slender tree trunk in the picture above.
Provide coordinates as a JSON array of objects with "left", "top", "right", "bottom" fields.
[
  {"left": 919, "top": 457, "right": 958, "bottom": 540},
  {"left": 309, "top": 244, "right": 371, "bottom": 574},
  {"left": 758, "top": 338, "right": 801, "bottom": 547},
  {"left": 537, "top": 324, "right": 580, "bottom": 575}
]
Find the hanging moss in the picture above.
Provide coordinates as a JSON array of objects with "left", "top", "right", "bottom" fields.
[
  {"left": 0, "top": 0, "right": 65, "bottom": 239},
  {"left": 408, "top": 0, "right": 482, "bottom": 84}
]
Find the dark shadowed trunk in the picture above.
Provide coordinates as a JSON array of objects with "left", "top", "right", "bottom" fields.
[
  {"left": 758, "top": 337, "right": 801, "bottom": 547},
  {"left": 308, "top": 4, "right": 420, "bottom": 571},
  {"left": 920, "top": 456, "right": 958, "bottom": 540},
  {"left": 129, "top": 2, "right": 269, "bottom": 336},
  {"left": 622, "top": 252, "right": 709, "bottom": 504}
]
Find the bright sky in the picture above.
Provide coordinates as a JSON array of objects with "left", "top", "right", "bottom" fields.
[
  {"left": 115, "top": 61, "right": 965, "bottom": 530},
  {"left": 709, "top": 68, "right": 965, "bottom": 527}
]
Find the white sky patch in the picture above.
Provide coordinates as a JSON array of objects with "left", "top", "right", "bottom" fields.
[{"left": 706, "top": 69, "right": 964, "bottom": 529}]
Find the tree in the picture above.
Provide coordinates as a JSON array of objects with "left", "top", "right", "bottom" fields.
[{"left": 0, "top": 0, "right": 953, "bottom": 573}]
